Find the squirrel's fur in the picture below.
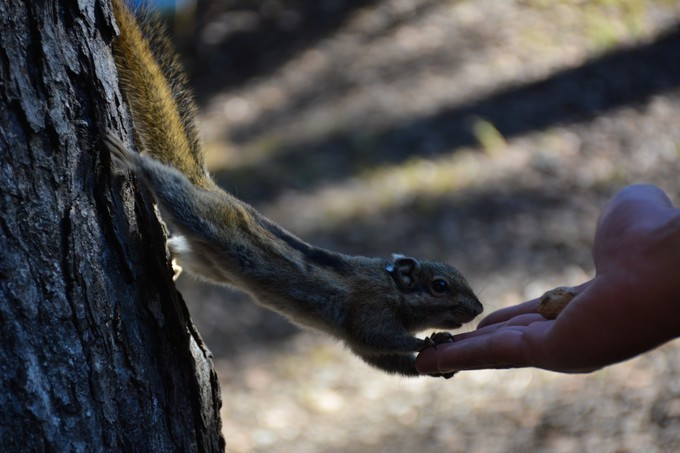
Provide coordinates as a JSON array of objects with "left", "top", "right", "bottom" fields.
[
  {"left": 111, "top": 0, "right": 209, "bottom": 189},
  {"left": 106, "top": 0, "right": 482, "bottom": 377}
]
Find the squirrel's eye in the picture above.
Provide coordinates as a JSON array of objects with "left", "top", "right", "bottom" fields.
[{"left": 429, "top": 277, "right": 449, "bottom": 296}]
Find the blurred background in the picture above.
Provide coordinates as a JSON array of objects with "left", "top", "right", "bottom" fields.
[{"left": 153, "top": 0, "right": 679, "bottom": 451}]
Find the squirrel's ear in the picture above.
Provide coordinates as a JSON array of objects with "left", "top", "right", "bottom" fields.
[{"left": 387, "top": 254, "right": 420, "bottom": 290}]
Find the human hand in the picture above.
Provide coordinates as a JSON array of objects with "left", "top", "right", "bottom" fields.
[{"left": 416, "top": 184, "right": 680, "bottom": 375}]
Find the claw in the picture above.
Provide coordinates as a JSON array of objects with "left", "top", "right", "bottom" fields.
[
  {"left": 428, "top": 371, "right": 457, "bottom": 379},
  {"left": 421, "top": 336, "right": 436, "bottom": 351},
  {"left": 103, "top": 131, "right": 139, "bottom": 172},
  {"left": 419, "top": 331, "right": 455, "bottom": 357},
  {"left": 439, "top": 371, "right": 456, "bottom": 379},
  {"left": 421, "top": 331, "right": 455, "bottom": 352}
]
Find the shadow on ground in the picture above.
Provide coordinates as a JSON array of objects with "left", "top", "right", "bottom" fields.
[
  {"left": 214, "top": 27, "right": 680, "bottom": 201},
  {"left": 183, "top": 0, "right": 382, "bottom": 98}
]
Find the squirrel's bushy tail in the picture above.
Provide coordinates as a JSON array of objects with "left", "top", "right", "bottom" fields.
[{"left": 110, "top": 0, "right": 213, "bottom": 190}]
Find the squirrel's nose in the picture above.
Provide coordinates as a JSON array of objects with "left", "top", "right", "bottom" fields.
[
  {"left": 469, "top": 296, "right": 483, "bottom": 316},
  {"left": 474, "top": 301, "right": 484, "bottom": 316},
  {"left": 461, "top": 294, "right": 483, "bottom": 318}
]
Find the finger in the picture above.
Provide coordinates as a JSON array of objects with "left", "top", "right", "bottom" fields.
[
  {"left": 477, "top": 299, "right": 540, "bottom": 328},
  {"left": 599, "top": 185, "right": 674, "bottom": 232},
  {"left": 478, "top": 280, "right": 593, "bottom": 328},
  {"left": 417, "top": 326, "right": 546, "bottom": 374},
  {"left": 609, "top": 184, "right": 673, "bottom": 209},
  {"left": 453, "top": 313, "right": 547, "bottom": 341}
]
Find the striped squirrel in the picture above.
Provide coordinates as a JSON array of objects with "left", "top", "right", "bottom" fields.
[{"left": 104, "top": 0, "right": 483, "bottom": 377}]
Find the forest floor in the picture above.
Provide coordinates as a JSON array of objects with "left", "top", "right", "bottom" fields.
[{"left": 173, "top": 0, "right": 680, "bottom": 451}]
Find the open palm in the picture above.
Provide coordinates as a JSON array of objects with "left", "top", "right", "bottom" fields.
[{"left": 417, "top": 184, "right": 680, "bottom": 375}]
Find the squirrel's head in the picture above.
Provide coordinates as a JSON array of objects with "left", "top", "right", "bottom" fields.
[{"left": 386, "top": 254, "right": 483, "bottom": 332}]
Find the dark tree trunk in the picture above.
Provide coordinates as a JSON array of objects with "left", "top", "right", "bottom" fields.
[{"left": 0, "top": 1, "right": 224, "bottom": 450}]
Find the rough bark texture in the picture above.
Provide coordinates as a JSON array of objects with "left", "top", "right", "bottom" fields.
[{"left": 0, "top": 1, "right": 224, "bottom": 450}]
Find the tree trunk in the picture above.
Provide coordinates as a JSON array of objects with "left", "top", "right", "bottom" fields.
[{"left": 0, "top": 1, "right": 225, "bottom": 450}]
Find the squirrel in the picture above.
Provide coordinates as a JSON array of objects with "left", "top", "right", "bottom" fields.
[{"left": 104, "top": 0, "right": 483, "bottom": 378}]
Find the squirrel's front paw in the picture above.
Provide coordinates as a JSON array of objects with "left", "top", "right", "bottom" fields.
[
  {"left": 421, "top": 331, "right": 455, "bottom": 351},
  {"left": 421, "top": 332, "right": 456, "bottom": 379}
]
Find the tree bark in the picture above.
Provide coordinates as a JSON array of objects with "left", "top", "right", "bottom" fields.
[{"left": 0, "top": 1, "right": 224, "bottom": 451}]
